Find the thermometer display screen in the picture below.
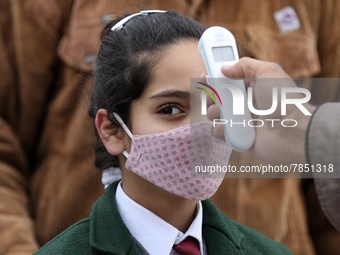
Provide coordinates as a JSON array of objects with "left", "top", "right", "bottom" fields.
[{"left": 212, "top": 46, "right": 235, "bottom": 62}]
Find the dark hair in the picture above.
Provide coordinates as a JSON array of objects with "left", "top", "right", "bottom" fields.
[{"left": 89, "top": 11, "right": 205, "bottom": 170}]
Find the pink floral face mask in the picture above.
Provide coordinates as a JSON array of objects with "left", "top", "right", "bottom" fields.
[{"left": 113, "top": 113, "right": 232, "bottom": 201}]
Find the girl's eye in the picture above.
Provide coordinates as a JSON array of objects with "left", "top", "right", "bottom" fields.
[{"left": 158, "top": 104, "right": 182, "bottom": 115}]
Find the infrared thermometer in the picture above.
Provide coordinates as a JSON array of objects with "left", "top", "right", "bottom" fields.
[{"left": 198, "top": 26, "right": 255, "bottom": 152}]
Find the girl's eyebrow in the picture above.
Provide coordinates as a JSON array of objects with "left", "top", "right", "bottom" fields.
[{"left": 149, "top": 90, "right": 190, "bottom": 100}]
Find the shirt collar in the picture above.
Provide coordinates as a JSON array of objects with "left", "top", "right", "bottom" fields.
[{"left": 116, "top": 181, "right": 203, "bottom": 255}]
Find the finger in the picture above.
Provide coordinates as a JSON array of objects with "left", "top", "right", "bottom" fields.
[
  {"left": 221, "top": 57, "right": 288, "bottom": 79},
  {"left": 211, "top": 124, "right": 225, "bottom": 141},
  {"left": 200, "top": 72, "right": 207, "bottom": 80},
  {"left": 207, "top": 104, "right": 219, "bottom": 121},
  {"left": 207, "top": 104, "right": 225, "bottom": 141}
]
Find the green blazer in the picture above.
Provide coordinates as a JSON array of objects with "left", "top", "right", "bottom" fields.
[{"left": 35, "top": 181, "right": 292, "bottom": 254}]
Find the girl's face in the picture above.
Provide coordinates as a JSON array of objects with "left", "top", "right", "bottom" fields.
[{"left": 130, "top": 40, "right": 206, "bottom": 136}]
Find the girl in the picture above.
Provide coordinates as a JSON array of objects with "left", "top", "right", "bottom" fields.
[{"left": 35, "top": 10, "right": 292, "bottom": 255}]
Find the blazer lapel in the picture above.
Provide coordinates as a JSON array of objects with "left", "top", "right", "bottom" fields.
[
  {"left": 89, "top": 181, "right": 141, "bottom": 255},
  {"left": 202, "top": 199, "right": 244, "bottom": 254}
]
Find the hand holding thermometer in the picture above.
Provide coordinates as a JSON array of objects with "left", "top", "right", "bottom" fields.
[{"left": 198, "top": 26, "right": 255, "bottom": 152}]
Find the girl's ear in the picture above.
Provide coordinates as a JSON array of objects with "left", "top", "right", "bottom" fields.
[{"left": 95, "top": 109, "right": 126, "bottom": 155}]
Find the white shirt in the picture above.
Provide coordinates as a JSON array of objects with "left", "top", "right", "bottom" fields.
[{"left": 115, "top": 181, "right": 204, "bottom": 255}]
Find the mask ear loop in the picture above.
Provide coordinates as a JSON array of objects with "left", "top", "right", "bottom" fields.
[{"left": 112, "top": 112, "right": 133, "bottom": 158}]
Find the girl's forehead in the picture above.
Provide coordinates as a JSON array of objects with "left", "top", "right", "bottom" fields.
[{"left": 143, "top": 40, "right": 205, "bottom": 95}]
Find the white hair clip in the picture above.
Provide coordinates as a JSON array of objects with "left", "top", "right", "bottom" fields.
[{"left": 111, "top": 10, "right": 167, "bottom": 31}]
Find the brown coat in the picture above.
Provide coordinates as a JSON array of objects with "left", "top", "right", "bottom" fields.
[{"left": 0, "top": 0, "right": 340, "bottom": 254}]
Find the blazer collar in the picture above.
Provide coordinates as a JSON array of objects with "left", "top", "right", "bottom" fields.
[{"left": 89, "top": 181, "right": 244, "bottom": 254}]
